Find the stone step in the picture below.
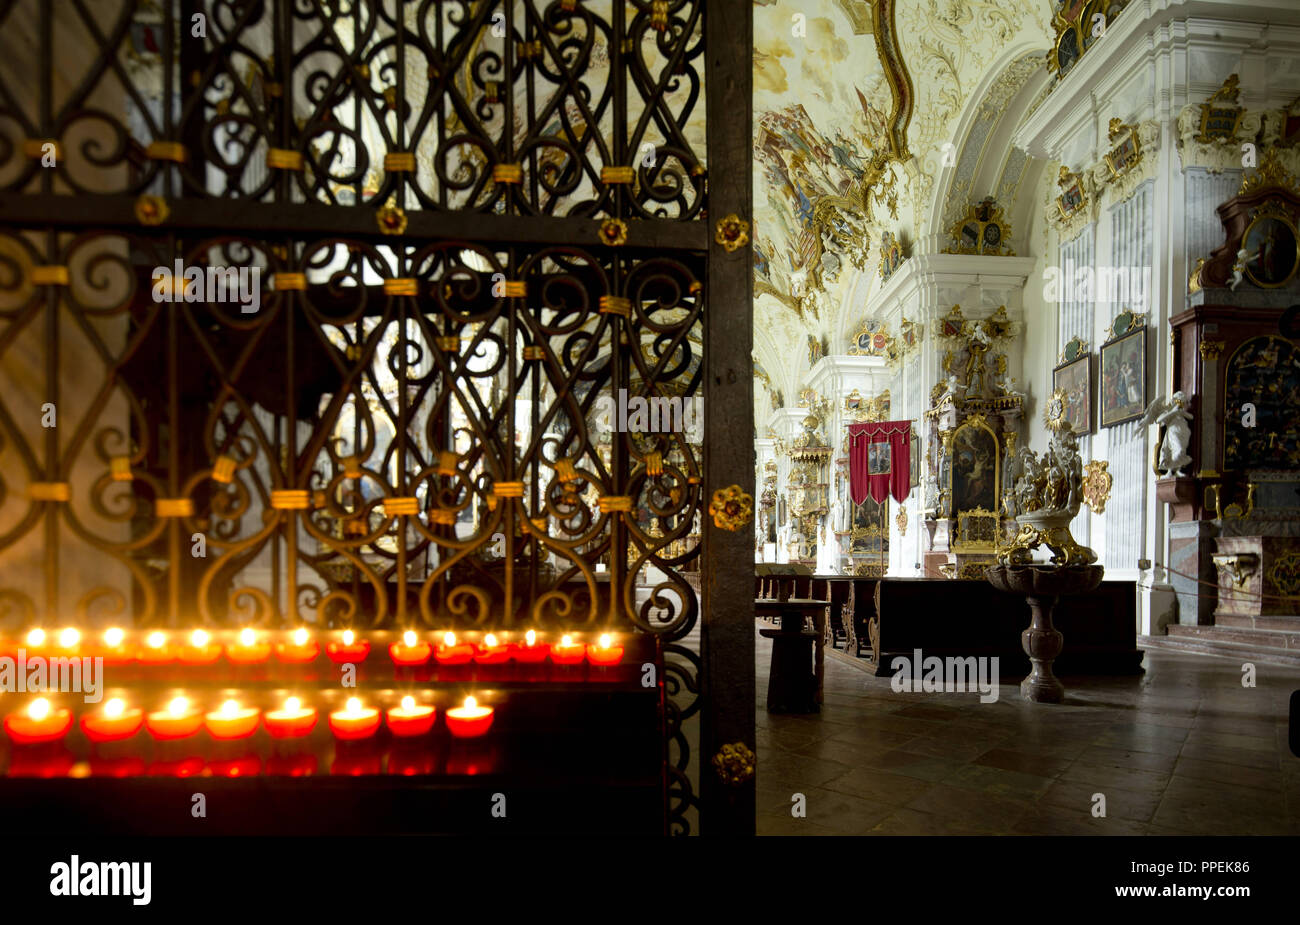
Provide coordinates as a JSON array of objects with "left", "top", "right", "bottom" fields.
[
  {"left": 1212, "top": 613, "right": 1300, "bottom": 631},
  {"left": 1166, "top": 623, "right": 1300, "bottom": 651},
  {"left": 1142, "top": 633, "right": 1300, "bottom": 668}
]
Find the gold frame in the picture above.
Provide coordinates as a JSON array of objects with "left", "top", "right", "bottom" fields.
[
  {"left": 1056, "top": 166, "right": 1088, "bottom": 220},
  {"left": 1194, "top": 74, "right": 1244, "bottom": 144},
  {"left": 945, "top": 197, "right": 1014, "bottom": 256},
  {"left": 952, "top": 506, "right": 1000, "bottom": 553},
  {"left": 1239, "top": 210, "right": 1300, "bottom": 289}
]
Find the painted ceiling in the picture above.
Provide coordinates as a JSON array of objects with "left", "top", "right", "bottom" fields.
[{"left": 752, "top": 0, "right": 1053, "bottom": 421}]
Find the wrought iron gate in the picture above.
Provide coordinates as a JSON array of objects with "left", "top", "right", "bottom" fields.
[{"left": 0, "top": 0, "right": 752, "bottom": 834}]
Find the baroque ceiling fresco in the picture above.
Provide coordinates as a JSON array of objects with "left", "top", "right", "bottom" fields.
[{"left": 752, "top": 0, "right": 1053, "bottom": 414}]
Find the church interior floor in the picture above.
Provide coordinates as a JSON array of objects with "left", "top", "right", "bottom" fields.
[{"left": 755, "top": 631, "right": 1300, "bottom": 835}]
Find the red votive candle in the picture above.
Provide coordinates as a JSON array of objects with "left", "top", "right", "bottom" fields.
[
  {"left": 434, "top": 631, "right": 474, "bottom": 665},
  {"left": 177, "top": 629, "right": 223, "bottom": 665},
  {"left": 549, "top": 634, "right": 586, "bottom": 665},
  {"left": 326, "top": 629, "right": 370, "bottom": 664},
  {"left": 21, "top": 627, "right": 50, "bottom": 659},
  {"left": 511, "top": 629, "right": 550, "bottom": 663},
  {"left": 145, "top": 696, "right": 204, "bottom": 740},
  {"left": 328, "top": 697, "right": 380, "bottom": 741},
  {"left": 276, "top": 627, "right": 320, "bottom": 663},
  {"left": 473, "top": 633, "right": 511, "bottom": 665},
  {"left": 227, "top": 627, "right": 271, "bottom": 663},
  {"left": 4, "top": 697, "right": 73, "bottom": 745},
  {"left": 137, "top": 630, "right": 176, "bottom": 665},
  {"left": 264, "top": 697, "right": 318, "bottom": 738},
  {"left": 96, "top": 627, "right": 134, "bottom": 665},
  {"left": 204, "top": 699, "right": 261, "bottom": 739},
  {"left": 445, "top": 695, "right": 495, "bottom": 738},
  {"left": 389, "top": 630, "right": 432, "bottom": 666},
  {"left": 80, "top": 698, "right": 144, "bottom": 743},
  {"left": 586, "top": 633, "right": 625, "bottom": 666},
  {"left": 385, "top": 696, "right": 436, "bottom": 737}
]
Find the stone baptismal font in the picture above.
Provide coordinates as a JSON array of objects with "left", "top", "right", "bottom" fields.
[{"left": 986, "top": 389, "right": 1104, "bottom": 703}]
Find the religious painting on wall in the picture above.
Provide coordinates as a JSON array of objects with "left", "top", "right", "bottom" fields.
[
  {"left": 1240, "top": 213, "right": 1299, "bottom": 288},
  {"left": 850, "top": 495, "right": 888, "bottom": 557},
  {"left": 1100, "top": 327, "right": 1146, "bottom": 427},
  {"left": 1053, "top": 353, "right": 1092, "bottom": 435},
  {"left": 949, "top": 424, "right": 998, "bottom": 516}
]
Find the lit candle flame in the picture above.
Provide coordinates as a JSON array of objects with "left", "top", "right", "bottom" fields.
[
  {"left": 58, "top": 628, "right": 80, "bottom": 648},
  {"left": 561, "top": 634, "right": 573, "bottom": 647},
  {"left": 463, "top": 695, "right": 477, "bottom": 711},
  {"left": 484, "top": 633, "right": 498, "bottom": 647},
  {"left": 238, "top": 628, "right": 256, "bottom": 647},
  {"left": 167, "top": 696, "right": 189, "bottom": 717},
  {"left": 104, "top": 698, "right": 124, "bottom": 718},
  {"left": 104, "top": 627, "right": 124, "bottom": 647},
  {"left": 342, "top": 630, "right": 355, "bottom": 645},
  {"left": 26, "top": 628, "right": 46, "bottom": 647},
  {"left": 293, "top": 627, "right": 309, "bottom": 646},
  {"left": 220, "top": 699, "right": 240, "bottom": 717},
  {"left": 284, "top": 697, "right": 301, "bottom": 713},
  {"left": 147, "top": 631, "right": 166, "bottom": 649},
  {"left": 599, "top": 633, "right": 612, "bottom": 649},
  {"left": 525, "top": 629, "right": 536, "bottom": 646},
  {"left": 401, "top": 696, "right": 415, "bottom": 711},
  {"left": 345, "top": 697, "right": 362, "bottom": 714},
  {"left": 190, "top": 629, "right": 209, "bottom": 647},
  {"left": 403, "top": 630, "right": 417, "bottom": 647},
  {"left": 443, "top": 631, "right": 456, "bottom": 646},
  {"left": 28, "top": 697, "right": 50, "bottom": 721}
]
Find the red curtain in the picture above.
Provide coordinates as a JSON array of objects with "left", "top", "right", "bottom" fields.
[{"left": 848, "top": 421, "right": 911, "bottom": 505}]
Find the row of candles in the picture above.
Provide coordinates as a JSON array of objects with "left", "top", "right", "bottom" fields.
[
  {"left": 3, "top": 627, "right": 624, "bottom": 667},
  {"left": 3, "top": 694, "right": 495, "bottom": 745}
]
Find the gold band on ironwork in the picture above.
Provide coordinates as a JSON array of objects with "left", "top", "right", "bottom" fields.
[
  {"left": 312, "top": 490, "right": 328, "bottom": 509},
  {"left": 436, "top": 451, "right": 459, "bottom": 476},
  {"left": 156, "top": 498, "right": 193, "bottom": 517},
  {"left": 687, "top": 476, "right": 702, "bottom": 485},
  {"left": 110, "top": 457, "right": 133, "bottom": 482},
  {"left": 146, "top": 141, "right": 189, "bottom": 163},
  {"left": 599, "top": 295, "right": 631, "bottom": 316},
  {"left": 601, "top": 166, "right": 635, "bottom": 184},
  {"left": 24, "top": 139, "right": 62, "bottom": 160},
  {"left": 266, "top": 148, "right": 304, "bottom": 170},
  {"left": 516, "top": 41, "right": 543, "bottom": 61},
  {"left": 346, "top": 344, "right": 363, "bottom": 361},
  {"left": 492, "top": 163, "right": 523, "bottom": 184},
  {"left": 383, "top": 496, "right": 420, "bottom": 516},
  {"left": 436, "top": 336, "right": 460, "bottom": 351},
  {"left": 554, "top": 460, "right": 579, "bottom": 483},
  {"left": 31, "top": 266, "right": 69, "bottom": 286},
  {"left": 271, "top": 490, "right": 311, "bottom": 510},
  {"left": 430, "top": 509, "right": 457, "bottom": 525},
  {"left": 645, "top": 452, "right": 663, "bottom": 476},
  {"left": 384, "top": 278, "right": 419, "bottom": 296},
  {"left": 502, "top": 281, "right": 526, "bottom": 298},
  {"left": 688, "top": 280, "right": 702, "bottom": 294},
  {"left": 29, "top": 482, "right": 69, "bottom": 502},
  {"left": 492, "top": 481, "right": 525, "bottom": 498},
  {"left": 264, "top": 82, "right": 283, "bottom": 98},
  {"left": 621, "top": 38, "right": 636, "bottom": 53},
  {"left": 485, "top": 495, "right": 498, "bottom": 511},
  {"left": 211, "top": 455, "right": 237, "bottom": 484},
  {"left": 345, "top": 518, "right": 370, "bottom": 535},
  {"left": 522, "top": 346, "right": 545, "bottom": 360},
  {"left": 650, "top": 0, "right": 669, "bottom": 31},
  {"left": 598, "top": 495, "right": 633, "bottom": 513},
  {"left": 484, "top": 81, "right": 500, "bottom": 104},
  {"left": 561, "top": 0, "right": 578, "bottom": 10},
  {"left": 384, "top": 152, "right": 416, "bottom": 172},
  {"left": 272, "top": 272, "right": 307, "bottom": 291},
  {"left": 525, "top": 517, "right": 547, "bottom": 536},
  {"left": 341, "top": 455, "right": 362, "bottom": 479}
]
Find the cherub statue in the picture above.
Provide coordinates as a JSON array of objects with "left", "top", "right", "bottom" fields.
[
  {"left": 1230, "top": 247, "right": 1249, "bottom": 291},
  {"left": 963, "top": 321, "right": 993, "bottom": 397},
  {"left": 1142, "top": 391, "right": 1193, "bottom": 476}
]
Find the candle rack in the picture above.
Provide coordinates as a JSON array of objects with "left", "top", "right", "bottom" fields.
[{"left": 0, "top": 631, "right": 665, "bottom": 835}]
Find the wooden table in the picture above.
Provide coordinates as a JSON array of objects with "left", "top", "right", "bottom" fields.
[{"left": 754, "top": 598, "right": 827, "bottom": 713}]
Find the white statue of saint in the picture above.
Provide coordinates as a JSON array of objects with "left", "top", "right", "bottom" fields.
[{"left": 1142, "top": 390, "right": 1194, "bottom": 476}]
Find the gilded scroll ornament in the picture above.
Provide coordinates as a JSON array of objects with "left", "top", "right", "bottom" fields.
[
  {"left": 134, "top": 194, "right": 169, "bottom": 226},
  {"left": 709, "top": 485, "right": 753, "bottom": 531},
  {"left": 599, "top": 218, "right": 628, "bottom": 247},
  {"left": 1081, "top": 460, "right": 1112, "bottom": 513},
  {"left": 376, "top": 204, "right": 408, "bottom": 235}
]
